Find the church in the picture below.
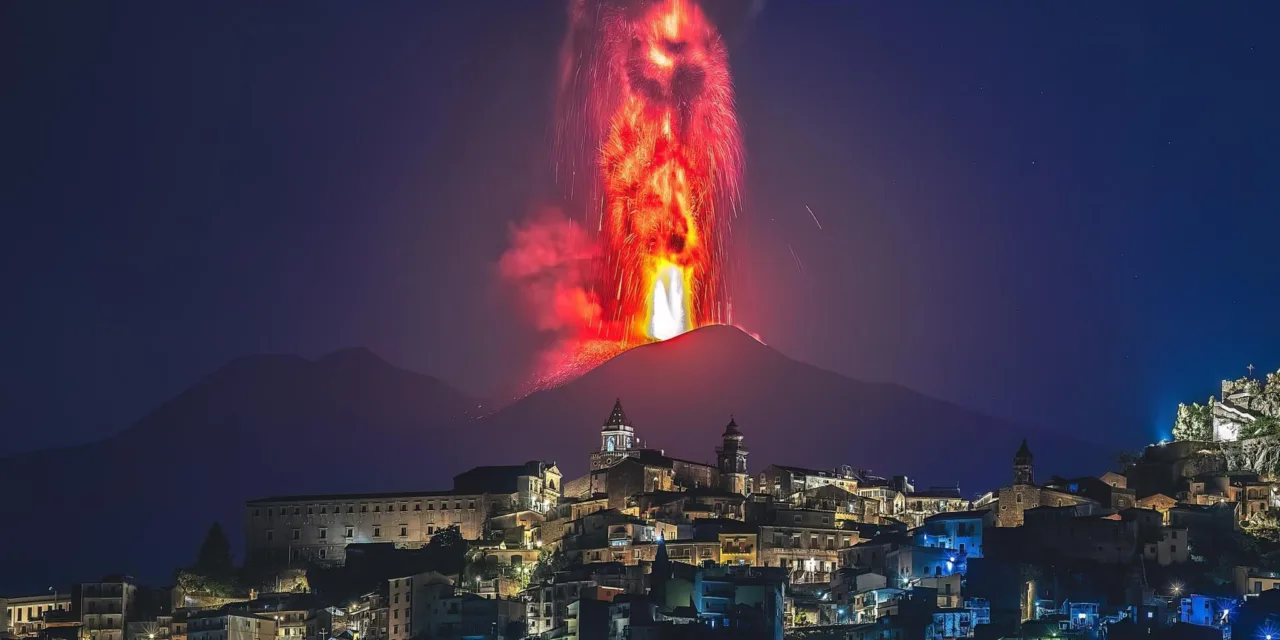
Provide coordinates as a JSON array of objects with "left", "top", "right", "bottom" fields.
[{"left": 565, "top": 399, "right": 752, "bottom": 509}]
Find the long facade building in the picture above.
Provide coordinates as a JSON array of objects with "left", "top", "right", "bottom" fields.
[{"left": 244, "top": 461, "right": 560, "bottom": 567}]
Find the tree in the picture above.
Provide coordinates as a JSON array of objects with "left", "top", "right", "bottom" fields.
[
  {"left": 530, "top": 548, "right": 573, "bottom": 585},
  {"left": 194, "top": 523, "right": 236, "bottom": 580},
  {"left": 176, "top": 522, "right": 240, "bottom": 597}
]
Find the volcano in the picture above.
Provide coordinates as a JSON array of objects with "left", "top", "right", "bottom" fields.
[{"left": 0, "top": 325, "right": 1104, "bottom": 593}]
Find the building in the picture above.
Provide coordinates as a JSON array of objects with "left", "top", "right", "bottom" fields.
[
  {"left": 4, "top": 592, "right": 70, "bottom": 637},
  {"left": 757, "top": 465, "right": 860, "bottom": 502},
  {"left": 757, "top": 509, "right": 858, "bottom": 584},
  {"left": 716, "top": 417, "right": 750, "bottom": 495},
  {"left": 996, "top": 440, "right": 1099, "bottom": 527},
  {"left": 792, "top": 485, "right": 880, "bottom": 523},
  {"left": 1234, "top": 566, "right": 1280, "bottom": 597},
  {"left": 78, "top": 576, "right": 138, "bottom": 640},
  {"left": 916, "top": 510, "right": 994, "bottom": 558},
  {"left": 452, "top": 461, "right": 562, "bottom": 515},
  {"left": 187, "top": 612, "right": 275, "bottom": 640},
  {"left": 900, "top": 487, "right": 970, "bottom": 527},
  {"left": 591, "top": 400, "right": 640, "bottom": 471}
]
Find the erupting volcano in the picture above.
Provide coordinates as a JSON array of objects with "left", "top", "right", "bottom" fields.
[{"left": 559, "top": 0, "right": 743, "bottom": 342}]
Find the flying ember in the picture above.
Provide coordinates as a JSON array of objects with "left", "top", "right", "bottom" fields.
[{"left": 559, "top": 0, "right": 743, "bottom": 345}]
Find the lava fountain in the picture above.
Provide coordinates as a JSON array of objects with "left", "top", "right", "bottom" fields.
[{"left": 558, "top": 0, "right": 743, "bottom": 345}]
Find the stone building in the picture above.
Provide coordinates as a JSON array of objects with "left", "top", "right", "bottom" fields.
[
  {"left": 757, "top": 509, "right": 859, "bottom": 584},
  {"left": 244, "top": 491, "right": 488, "bottom": 566},
  {"left": 78, "top": 576, "right": 138, "bottom": 640},
  {"left": 244, "top": 460, "right": 559, "bottom": 567},
  {"left": 995, "top": 440, "right": 1098, "bottom": 527},
  {"left": 716, "top": 417, "right": 750, "bottom": 495}
]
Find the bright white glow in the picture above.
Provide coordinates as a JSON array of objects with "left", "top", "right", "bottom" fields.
[
  {"left": 649, "top": 265, "right": 687, "bottom": 340},
  {"left": 1078, "top": 613, "right": 1087, "bottom": 620}
]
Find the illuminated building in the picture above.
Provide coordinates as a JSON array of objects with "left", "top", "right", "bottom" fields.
[
  {"left": 244, "top": 461, "right": 560, "bottom": 567},
  {"left": 77, "top": 576, "right": 138, "bottom": 640},
  {"left": 186, "top": 611, "right": 275, "bottom": 640},
  {"left": 4, "top": 592, "right": 70, "bottom": 637},
  {"left": 590, "top": 400, "right": 639, "bottom": 471},
  {"left": 757, "top": 465, "right": 860, "bottom": 502},
  {"left": 756, "top": 509, "right": 858, "bottom": 584},
  {"left": 995, "top": 440, "right": 1098, "bottom": 527},
  {"left": 899, "top": 487, "right": 970, "bottom": 528}
]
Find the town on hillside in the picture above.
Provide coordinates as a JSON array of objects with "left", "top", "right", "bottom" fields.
[{"left": 10, "top": 392, "right": 1280, "bottom": 640}]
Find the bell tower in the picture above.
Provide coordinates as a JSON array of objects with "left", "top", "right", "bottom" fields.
[
  {"left": 1013, "top": 439, "right": 1034, "bottom": 486},
  {"left": 591, "top": 399, "right": 638, "bottom": 471},
  {"left": 717, "top": 416, "right": 749, "bottom": 495}
]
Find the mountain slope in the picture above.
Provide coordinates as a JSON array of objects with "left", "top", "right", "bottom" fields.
[
  {"left": 462, "top": 325, "right": 1107, "bottom": 489},
  {"left": 0, "top": 348, "right": 479, "bottom": 593}
]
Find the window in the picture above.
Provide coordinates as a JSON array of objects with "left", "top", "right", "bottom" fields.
[
  {"left": 253, "top": 509, "right": 260, "bottom": 517},
  {"left": 374, "top": 527, "right": 382, "bottom": 538},
  {"left": 454, "top": 501, "right": 461, "bottom": 509},
  {"left": 414, "top": 503, "right": 421, "bottom": 511},
  {"left": 392, "top": 610, "right": 398, "bottom": 619},
  {"left": 321, "top": 507, "right": 327, "bottom": 514},
  {"left": 468, "top": 501, "right": 476, "bottom": 510},
  {"left": 292, "top": 529, "right": 300, "bottom": 541},
  {"left": 392, "top": 626, "right": 398, "bottom": 635},
  {"left": 268, "top": 508, "right": 273, "bottom": 516},
  {"left": 394, "top": 594, "right": 399, "bottom": 604},
  {"left": 319, "top": 528, "right": 327, "bottom": 539},
  {"left": 428, "top": 502, "right": 435, "bottom": 510},
  {"left": 400, "top": 526, "right": 408, "bottom": 537},
  {"left": 318, "top": 548, "right": 327, "bottom": 560},
  {"left": 1015, "top": 494, "right": 1023, "bottom": 503},
  {"left": 307, "top": 507, "right": 313, "bottom": 515},
  {"left": 822, "top": 517, "right": 830, "bottom": 525},
  {"left": 266, "top": 531, "right": 274, "bottom": 541},
  {"left": 400, "top": 505, "right": 407, "bottom": 512},
  {"left": 794, "top": 515, "right": 802, "bottom": 524},
  {"left": 361, "top": 505, "right": 367, "bottom": 513},
  {"left": 294, "top": 507, "right": 300, "bottom": 515},
  {"left": 345, "top": 527, "right": 354, "bottom": 538},
  {"left": 374, "top": 505, "right": 381, "bottom": 512},
  {"left": 348, "top": 506, "right": 354, "bottom": 513}
]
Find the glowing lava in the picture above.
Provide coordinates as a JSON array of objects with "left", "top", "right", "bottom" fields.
[{"left": 559, "top": 0, "right": 743, "bottom": 345}]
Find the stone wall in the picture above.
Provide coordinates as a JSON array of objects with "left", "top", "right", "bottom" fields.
[{"left": 1219, "top": 436, "right": 1280, "bottom": 475}]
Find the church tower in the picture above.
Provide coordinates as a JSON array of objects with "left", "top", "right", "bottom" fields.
[
  {"left": 1013, "top": 439, "right": 1034, "bottom": 486},
  {"left": 717, "top": 416, "right": 750, "bottom": 495},
  {"left": 590, "top": 399, "right": 638, "bottom": 471}
]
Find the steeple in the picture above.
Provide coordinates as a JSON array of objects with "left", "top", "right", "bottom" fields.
[
  {"left": 598, "top": 398, "right": 636, "bottom": 455},
  {"left": 604, "top": 398, "right": 629, "bottom": 429},
  {"left": 1013, "top": 439, "right": 1034, "bottom": 485}
]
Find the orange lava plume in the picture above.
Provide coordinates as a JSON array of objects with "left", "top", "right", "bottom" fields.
[{"left": 559, "top": 0, "right": 742, "bottom": 346}]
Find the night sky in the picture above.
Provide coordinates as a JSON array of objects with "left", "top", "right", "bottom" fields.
[{"left": 3, "top": 2, "right": 1278, "bottom": 458}]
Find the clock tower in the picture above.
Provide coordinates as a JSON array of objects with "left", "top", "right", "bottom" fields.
[{"left": 591, "top": 399, "right": 638, "bottom": 470}]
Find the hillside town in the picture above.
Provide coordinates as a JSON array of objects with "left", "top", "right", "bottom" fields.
[{"left": 10, "top": 390, "right": 1280, "bottom": 640}]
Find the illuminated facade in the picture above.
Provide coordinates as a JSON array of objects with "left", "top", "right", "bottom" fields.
[
  {"left": 4, "top": 593, "right": 70, "bottom": 637},
  {"left": 78, "top": 577, "right": 137, "bottom": 640},
  {"left": 590, "top": 399, "right": 639, "bottom": 471}
]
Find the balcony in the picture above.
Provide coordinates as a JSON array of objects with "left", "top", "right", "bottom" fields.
[{"left": 721, "top": 544, "right": 754, "bottom": 554}]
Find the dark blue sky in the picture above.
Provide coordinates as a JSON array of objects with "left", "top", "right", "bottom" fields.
[{"left": 2, "top": 1, "right": 1277, "bottom": 456}]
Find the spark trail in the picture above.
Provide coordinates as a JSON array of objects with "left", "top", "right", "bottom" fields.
[{"left": 559, "top": 0, "right": 744, "bottom": 346}]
